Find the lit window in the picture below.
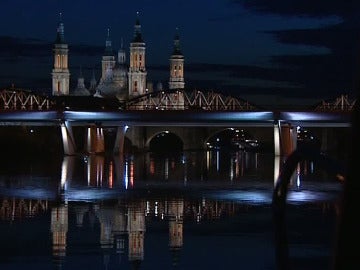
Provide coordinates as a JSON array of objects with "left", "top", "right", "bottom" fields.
[{"left": 57, "top": 55, "right": 60, "bottom": 68}]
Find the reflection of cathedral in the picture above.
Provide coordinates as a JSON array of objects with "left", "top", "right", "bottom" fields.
[
  {"left": 1, "top": 196, "right": 259, "bottom": 268},
  {"left": 168, "top": 199, "right": 184, "bottom": 266},
  {"left": 51, "top": 205, "right": 68, "bottom": 269},
  {"left": 51, "top": 13, "right": 185, "bottom": 101},
  {"left": 47, "top": 199, "right": 184, "bottom": 269}
]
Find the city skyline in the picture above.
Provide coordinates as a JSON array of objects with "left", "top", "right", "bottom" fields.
[{"left": 0, "top": 0, "right": 359, "bottom": 107}]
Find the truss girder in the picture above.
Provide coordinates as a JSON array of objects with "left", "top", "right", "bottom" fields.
[
  {"left": 315, "top": 94, "right": 356, "bottom": 111},
  {"left": 0, "top": 89, "right": 51, "bottom": 110},
  {"left": 1, "top": 88, "right": 356, "bottom": 112},
  {"left": 125, "top": 89, "right": 256, "bottom": 111}
]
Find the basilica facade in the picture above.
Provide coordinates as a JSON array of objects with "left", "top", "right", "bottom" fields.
[{"left": 51, "top": 14, "right": 185, "bottom": 102}]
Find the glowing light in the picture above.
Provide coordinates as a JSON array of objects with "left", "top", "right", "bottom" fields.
[
  {"left": 87, "top": 158, "right": 91, "bottom": 186},
  {"left": 274, "top": 155, "right": 280, "bottom": 184},
  {"left": 164, "top": 158, "right": 169, "bottom": 180},
  {"left": 146, "top": 201, "right": 150, "bottom": 215},
  {"left": 124, "top": 161, "right": 129, "bottom": 189},
  {"left": 155, "top": 201, "right": 158, "bottom": 216},
  {"left": 60, "top": 158, "right": 68, "bottom": 190},
  {"left": 130, "top": 161, "right": 134, "bottom": 187},
  {"left": 108, "top": 161, "right": 113, "bottom": 188},
  {"left": 274, "top": 122, "right": 281, "bottom": 156}
]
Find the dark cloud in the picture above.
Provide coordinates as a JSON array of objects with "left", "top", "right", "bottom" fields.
[
  {"left": 0, "top": 36, "right": 104, "bottom": 90},
  {"left": 269, "top": 26, "right": 359, "bottom": 51},
  {"left": 0, "top": 36, "right": 51, "bottom": 58},
  {"left": 229, "top": 0, "right": 360, "bottom": 100},
  {"left": 231, "top": 0, "right": 360, "bottom": 18},
  {"left": 0, "top": 36, "right": 103, "bottom": 59},
  {"left": 269, "top": 25, "right": 360, "bottom": 94}
]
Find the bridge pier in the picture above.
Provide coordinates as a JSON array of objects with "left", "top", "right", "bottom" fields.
[
  {"left": 274, "top": 122, "right": 281, "bottom": 156},
  {"left": 60, "top": 121, "right": 77, "bottom": 156},
  {"left": 281, "top": 124, "right": 297, "bottom": 157},
  {"left": 274, "top": 121, "right": 297, "bottom": 157},
  {"left": 113, "top": 125, "right": 128, "bottom": 154}
]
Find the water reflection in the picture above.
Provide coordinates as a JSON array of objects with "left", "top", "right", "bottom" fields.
[
  {"left": 0, "top": 150, "right": 343, "bottom": 269},
  {"left": 57, "top": 151, "right": 275, "bottom": 200}
]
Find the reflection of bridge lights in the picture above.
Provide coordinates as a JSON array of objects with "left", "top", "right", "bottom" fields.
[
  {"left": 155, "top": 201, "right": 158, "bottom": 216},
  {"left": 310, "top": 161, "right": 314, "bottom": 173},
  {"left": 129, "top": 161, "right": 134, "bottom": 187},
  {"left": 196, "top": 212, "right": 201, "bottom": 223},
  {"left": 124, "top": 161, "right": 129, "bottom": 189},
  {"left": 108, "top": 161, "right": 113, "bottom": 188},
  {"left": 217, "top": 191, "right": 271, "bottom": 203},
  {"left": 296, "top": 163, "right": 301, "bottom": 188},
  {"left": 164, "top": 158, "right": 169, "bottom": 180},
  {"left": 150, "top": 159, "right": 155, "bottom": 175},
  {"left": 146, "top": 201, "right": 150, "bottom": 215},
  {"left": 287, "top": 191, "right": 321, "bottom": 202}
]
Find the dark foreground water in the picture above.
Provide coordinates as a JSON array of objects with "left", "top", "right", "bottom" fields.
[{"left": 0, "top": 151, "right": 343, "bottom": 269}]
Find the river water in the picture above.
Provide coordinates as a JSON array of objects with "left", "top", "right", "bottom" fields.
[{"left": 0, "top": 150, "right": 344, "bottom": 269}]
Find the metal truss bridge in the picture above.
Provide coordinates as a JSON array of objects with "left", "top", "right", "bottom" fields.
[{"left": 0, "top": 87, "right": 356, "bottom": 112}]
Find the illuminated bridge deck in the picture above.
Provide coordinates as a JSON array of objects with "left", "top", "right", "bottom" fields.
[{"left": 0, "top": 110, "right": 351, "bottom": 127}]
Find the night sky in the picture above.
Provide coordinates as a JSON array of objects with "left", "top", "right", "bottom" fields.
[{"left": 0, "top": 0, "right": 360, "bottom": 107}]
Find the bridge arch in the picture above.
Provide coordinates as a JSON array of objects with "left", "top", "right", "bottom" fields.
[
  {"left": 204, "top": 127, "right": 257, "bottom": 150},
  {"left": 146, "top": 130, "right": 184, "bottom": 153}
]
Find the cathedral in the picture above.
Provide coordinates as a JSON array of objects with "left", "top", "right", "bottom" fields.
[{"left": 51, "top": 13, "right": 185, "bottom": 102}]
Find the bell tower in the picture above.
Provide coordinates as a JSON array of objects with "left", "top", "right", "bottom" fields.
[
  {"left": 128, "top": 12, "right": 147, "bottom": 97},
  {"left": 101, "top": 28, "right": 116, "bottom": 82},
  {"left": 169, "top": 29, "right": 185, "bottom": 90},
  {"left": 52, "top": 13, "right": 70, "bottom": 95}
]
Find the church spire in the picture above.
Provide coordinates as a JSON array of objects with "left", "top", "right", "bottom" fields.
[
  {"left": 118, "top": 37, "right": 126, "bottom": 64},
  {"left": 172, "top": 27, "right": 182, "bottom": 56},
  {"left": 90, "top": 69, "right": 97, "bottom": 92},
  {"left": 52, "top": 12, "right": 70, "bottom": 95},
  {"left": 77, "top": 66, "right": 85, "bottom": 89},
  {"left": 55, "top": 12, "right": 65, "bottom": 44},
  {"left": 104, "top": 28, "right": 114, "bottom": 56},
  {"left": 132, "top": 12, "right": 143, "bottom": 43},
  {"left": 101, "top": 28, "right": 116, "bottom": 82},
  {"left": 128, "top": 12, "right": 147, "bottom": 97},
  {"left": 169, "top": 28, "right": 185, "bottom": 90}
]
